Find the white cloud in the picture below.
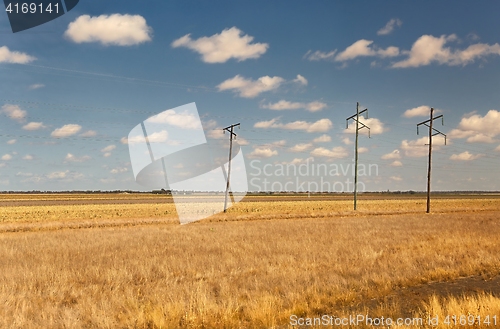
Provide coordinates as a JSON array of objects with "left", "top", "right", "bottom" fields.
[
  {"left": 342, "top": 137, "right": 352, "bottom": 145},
  {"left": 495, "top": 145, "right": 500, "bottom": 152},
  {"left": 236, "top": 137, "right": 249, "bottom": 146},
  {"left": 381, "top": 150, "right": 401, "bottom": 160},
  {"left": 390, "top": 160, "right": 403, "bottom": 167},
  {"left": 1, "top": 154, "right": 12, "bottom": 161},
  {"left": 217, "top": 75, "right": 284, "bottom": 98},
  {"left": 358, "top": 147, "right": 369, "bottom": 154},
  {"left": 377, "top": 18, "right": 402, "bottom": 36},
  {"left": 390, "top": 175, "right": 403, "bottom": 181},
  {"left": 392, "top": 34, "right": 500, "bottom": 68},
  {"left": 271, "top": 140, "right": 286, "bottom": 147},
  {"left": 6, "top": 139, "right": 16, "bottom": 145},
  {"left": 101, "top": 145, "right": 116, "bottom": 153},
  {"left": 2, "top": 104, "right": 26, "bottom": 123},
  {"left": 448, "top": 110, "right": 500, "bottom": 143},
  {"left": 261, "top": 100, "right": 327, "bottom": 112},
  {"left": 65, "top": 14, "right": 152, "bottom": 46},
  {"left": 146, "top": 109, "right": 201, "bottom": 129},
  {"left": 22, "top": 122, "right": 46, "bottom": 131},
  {"left": 0, "top": 46, "right": 36, "bottom": 64},
  {"left": 293, "top": 74, "right": 308, "bottom": 85},
  {"left": 335, "top": 39, "right": 399, "bottom": 62},
  {"left": 171, "top": 27, "right": 268, "bottom": 63},
  {"left": 403, "top": 105, "right": 432, "bottom": 118},
  {"left": 290, "top": 143, "right": 313, "bottom": 152},
  {"left": 23, "top": 154, "right": 33, "bottom": 161},
  {"left": 29, "top": 84, "right": 45, "bottom": 90},
  {"left": 47, "top": 171, "right": 68, "bottom": 179},
  {"left": 313, "top": 134, "right": 331, "bottom": 143},
  {"left": 111, "top": 167, "right": 128, "bottom": 174},
  {"left": 103, "top": 153, "right": 111, "bottom": 158},
  {"left": 400, "top": 136, "right": 445, "bottom": 157},
  {"left": 65, "top": 153, "right": 91, "bottom": 163},
  {"left": 247, "top": 147, "right": 278, "bottom": 159},
  {"left": 80, "top": 130, "right": 97, "bottom": 137},
  {"left": 254, "top": 118, "right": 333, "bottom": 133},
  {"left": 450, "top": 151, "right": 484, "bottom": 161},
  {"left": 127, "top": 130, "right": 169, "bottom": 144},
  {"left": 207, "top": 129, "right": 225, "bottom": 139},
  {"left": 345, "top": 117, "right": 386, "bottom": 135},
  {"left": 310, "top": 147, "right": 348, "bottom": 159},
  {"left": 304, "top": 50, "right": 337, "bottom": 61},
  {"left": 51, "top": 124, "right": 82, "bottom": 138}
]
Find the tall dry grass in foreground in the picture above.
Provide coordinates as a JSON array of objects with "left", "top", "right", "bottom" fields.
[{"left": 1, "top": 207, "right": 500, "bottom": 328}]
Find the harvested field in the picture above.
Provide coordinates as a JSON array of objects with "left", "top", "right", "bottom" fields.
[{"left": 0, "top": 194, "right": 499, "bottom": 328}]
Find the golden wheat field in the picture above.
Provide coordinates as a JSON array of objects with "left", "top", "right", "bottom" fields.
[{"left": 1, "top": 193, "right": 500, "bottom": 328}]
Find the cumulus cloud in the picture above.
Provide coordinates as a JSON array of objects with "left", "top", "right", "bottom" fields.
[
  {"left": 80, "top": 130, "right": 97, "bottom": 137},
  {"left": 101, "top": 145, "right": 116, "bottom": 153},
  {"left": 51, "top": 124, "right": 82, "bottom": 138},
  {"left": 400, "top": 136, "right": 446, "bottom": 157},
  {"left": 217, "top": 75, "right": 284, "bottom": 98},
  {"left": 290, "top": 143, "right": 313, "bottom": 152},
  {"left": 381, "top": 149, "right": 401, "bottom": 160},
  {"left": 65, "top": 14, "right": 152, "bottom": 46},
  {"left": 310, "top": 146, "right": 348, "bottom": 159},
  {"left": 293, "top": 74, "right": 308, "bottom": 85},
  {"left": 172, "top": 27, "right": 268, "bottom": 63},
  {"left": 65, "top": 153, "right": 91, "bottom": 163},
  {"left": 261, "top": 100, "right": 327, "bottom": 112},
  {"left": 342, "top": 137, "right": 352, "bottom": 145},
  {"left": 22, "top": 122, "right": 46, "bottom": 131},
  {"left": 403, "top": 105, "right": 433, "bottom": 118},
  {"left": 146, "top": 109, "right": 201, "bottom": 129},
  {"left": 390, "top": 175, "right": 403, "bottom": 181},
  {"left": 448, "top": 110, "right": 500, "bottom": 143},
  {"left": 336, "top": 39, "right": 399, "bottom": 61},
  {"left": 377, "top": 18, "right": 402, "bottom": 36},
  {"left": 345, "top": 117, "right": 386, "bottom": 135},
  {"left": 29, "top": 84, "right": 45, "bottom": 90},
  {"left": 495, "top": 145, "right": 500, "bottom": 152},
  {"left": 392, "top": 34, "right": 500, "bottom": 68},
  {"left": 23, "top": 154, "right": 33, "bottom": 160},
  {"left": 247, "top": 147, "right": 278, "bottom": 159},
  {"left": 0, "top": 46, "right": 36, "bottom": 64},
  {"left": 313, "top": 134, "right": 331, "bottom": 143},
  {"left": 111, "top": 167, "right": 128, "bottom": 174},
  {"left": 450, "top": 151, "right": 484, "bottom": 161},
  {"left": 390, "top": 160, "right": 403, "bottom": 167},
  {"left": 7, "top": 139, "right": 16, "bottom": 145},
  {"left": 254, "top": 117, "right": 332, "bottom": 133},
  {"left": 358, "top": 147, "right": 369, "bottom": 154},
  {"left": 127, "top": 130, "right": 169, "bottom": 145},
  {"left": 2, "top": 104, "right": 26, "bottom": 122},
  {"left": 1, "top": 154, "right": 12, "bottom": 161},
  {"left": 304, "top": 49, "right": 337, "bottom": 61}
]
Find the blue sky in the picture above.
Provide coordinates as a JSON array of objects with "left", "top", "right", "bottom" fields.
[{"left": 0, "top": 1, "right": 499, "bottom": 191}]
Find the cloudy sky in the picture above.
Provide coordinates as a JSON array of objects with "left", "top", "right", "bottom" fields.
[{"left": 0, "top": 1, "right": 499, "bottom": 191}]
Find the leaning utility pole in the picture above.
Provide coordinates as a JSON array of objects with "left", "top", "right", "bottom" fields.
[
  {"left": 416, "top": 108, "right": 446, "bottom": 213},
  {"left": 346, "top": 102, "right": 370, "bottom": 210},
  {"left": 223, "top": 123, "right": 240, "bottom": 213}
]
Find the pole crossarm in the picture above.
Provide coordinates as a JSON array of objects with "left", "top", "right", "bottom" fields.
[{"left": 417, "top": 115, "right": 446, "bottom": 145}]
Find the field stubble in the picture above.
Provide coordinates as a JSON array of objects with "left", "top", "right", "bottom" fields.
[{"left": 0, "top": 195, "right": 499, "bottom": 328}]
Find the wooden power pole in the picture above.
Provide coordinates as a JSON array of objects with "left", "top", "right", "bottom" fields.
[
  {"left": 346, "top": 102, "right": 370, "bottom": 210},
  {"left": 223, "top": 123, "right": 240, "bottom": 213},
  {"left": 416, "top": 108, "right": 446, "bottom": 213}
]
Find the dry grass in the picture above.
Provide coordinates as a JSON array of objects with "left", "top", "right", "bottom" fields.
[
  {"left": 1, "top": 195, "right": 500, "bottom": 328},
  {"left": 413, "top": 293, "right": 500, "bottom": 328}
]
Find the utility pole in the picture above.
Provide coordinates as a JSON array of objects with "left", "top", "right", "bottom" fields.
[
  {"left": 416, "top": 108, "right": 446, "bottom": 213},
  {"left": 223, "top": 123, "right": 240, "bottom": 213},
  {"left": 346, "top": 102, "right": 370, "bottom": 210}
]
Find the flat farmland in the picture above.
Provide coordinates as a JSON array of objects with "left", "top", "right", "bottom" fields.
[{"left": 1, "top": 194, "right": 500, "bottom": 328}]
